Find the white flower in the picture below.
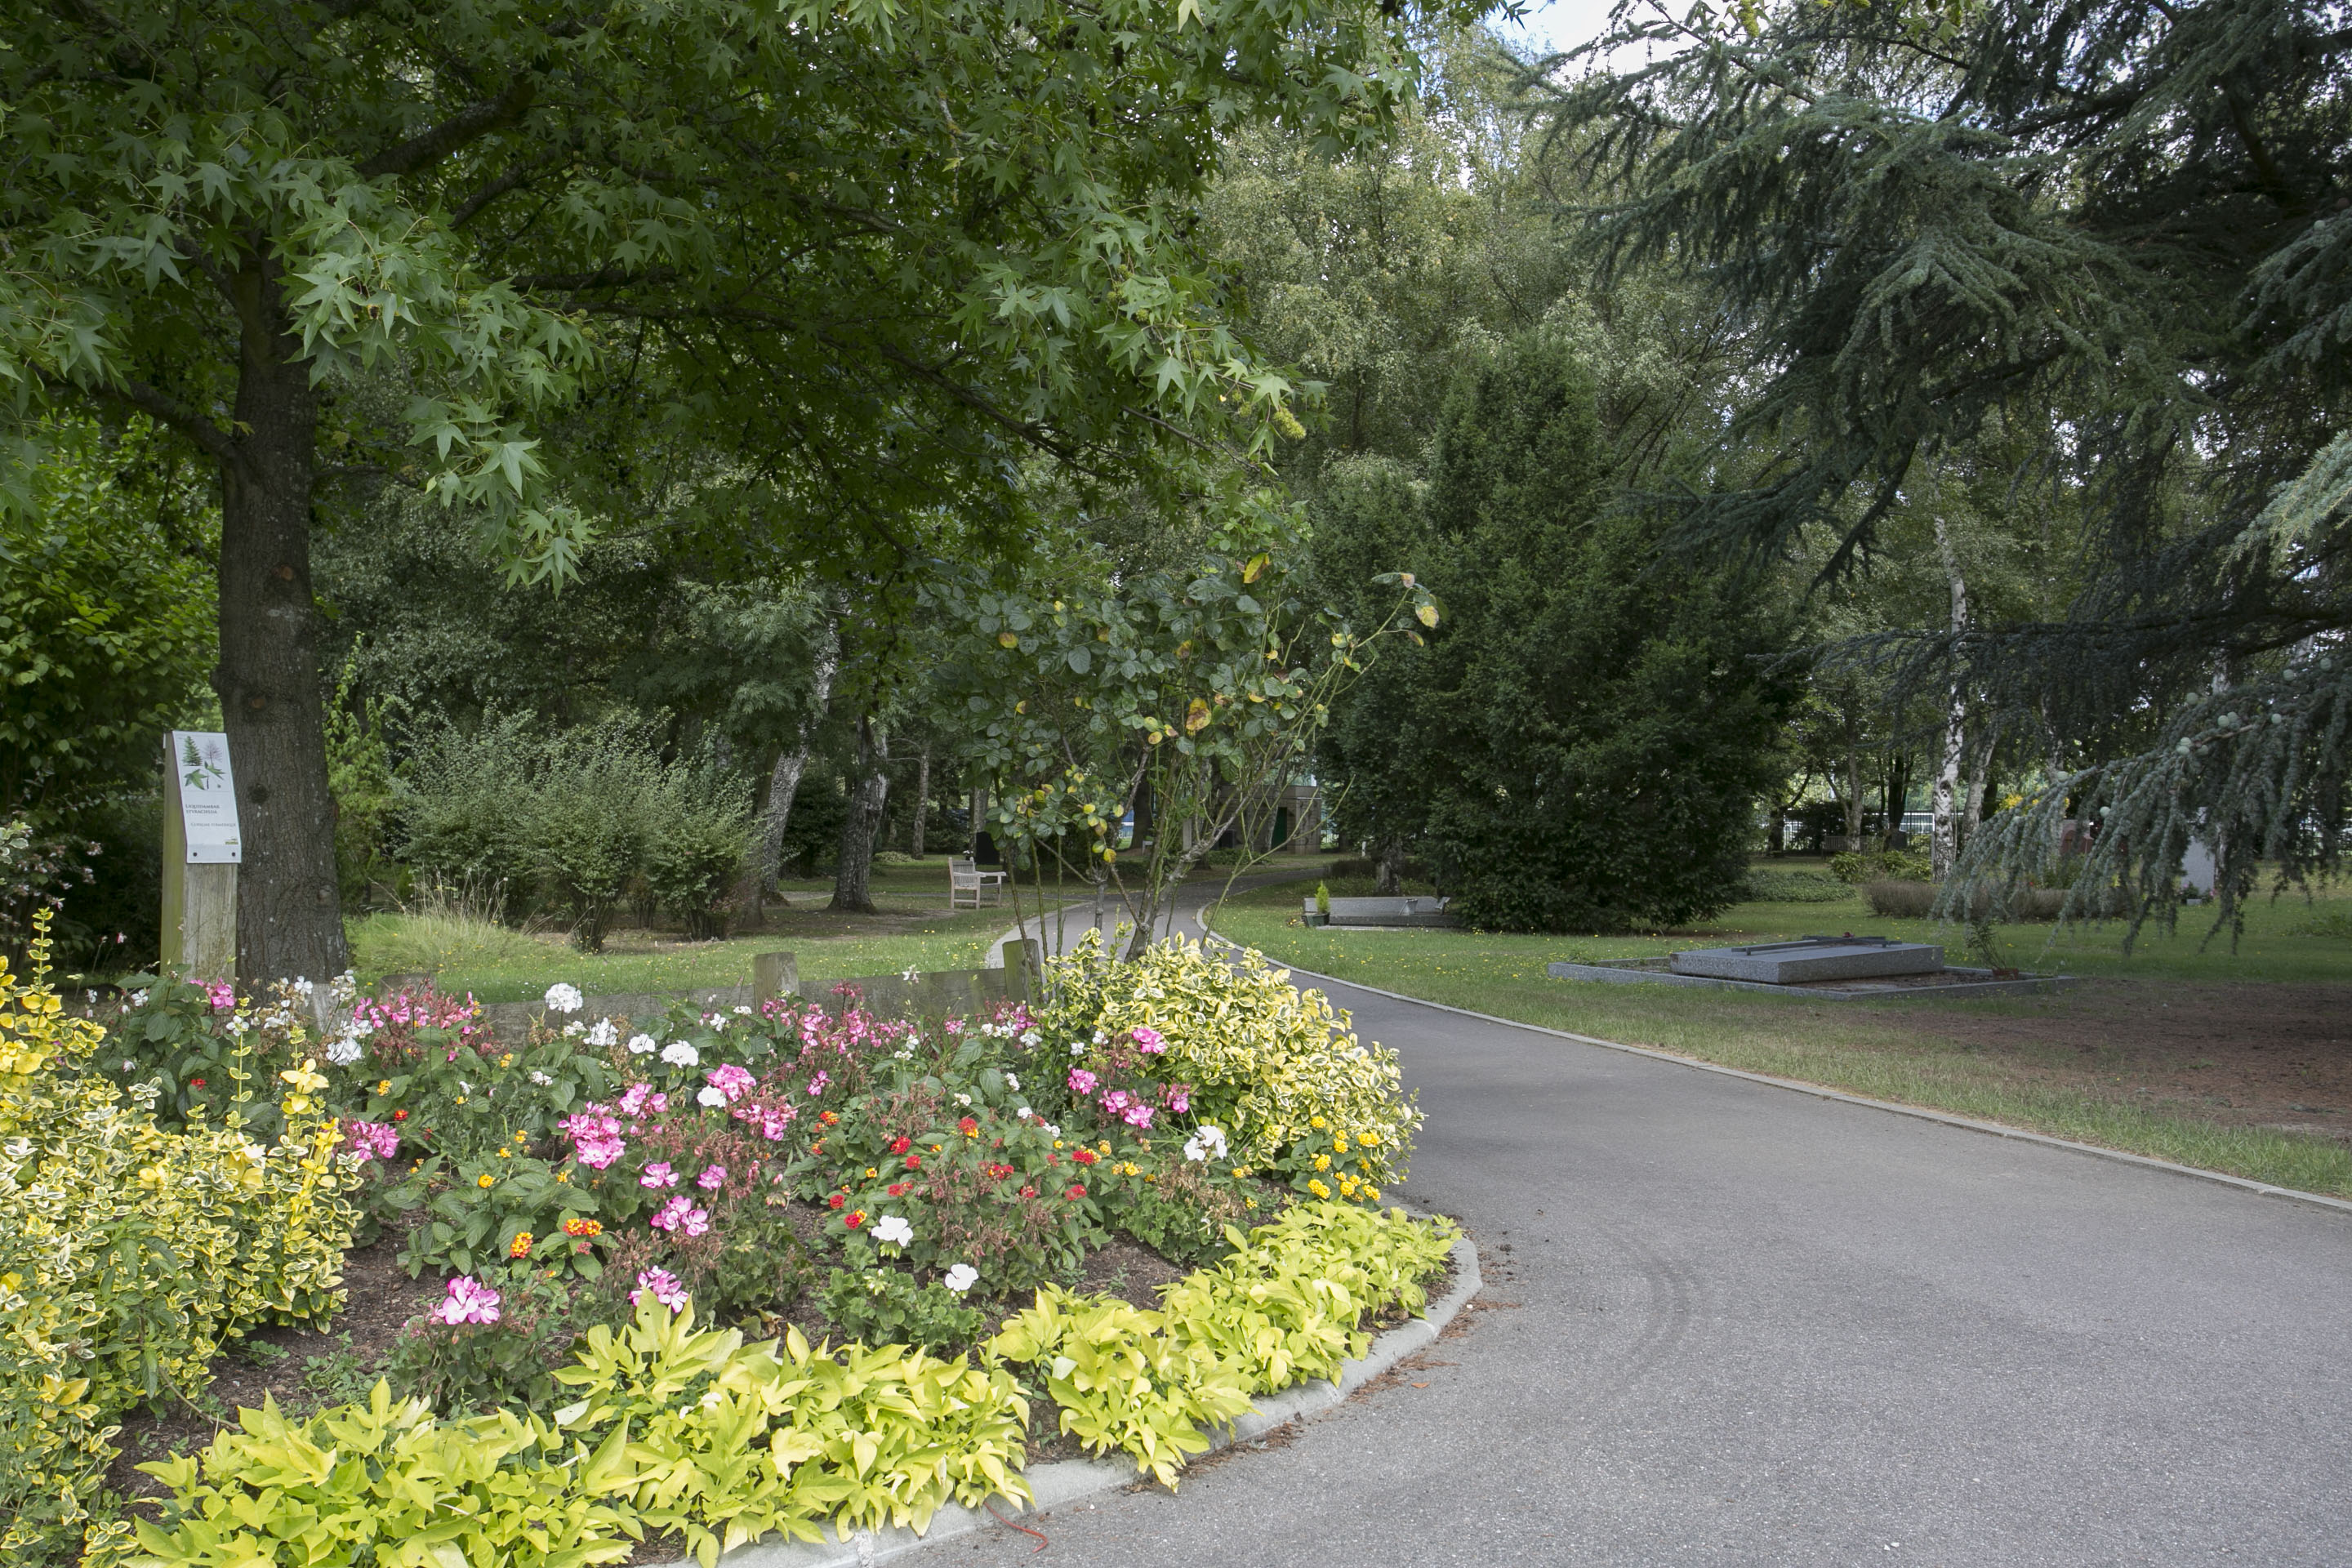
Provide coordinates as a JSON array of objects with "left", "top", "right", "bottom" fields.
[
  {"left": 953, "top": 1092, "right": 971, "bottom": 1107},
  {"left": 662, "top": 1040, "right": 700, "bottom": 1068},
  {"left": 874, "top": 1214, "right": 914, "bottom": 1246},
  {"left": 121, "top": 1058, "right": 136, "bottom": 1072},
  {"left": 585, "top": 1018, "right": 619, "bottom": 1048},
  {"left": 733, "top": 1005, "right": 751, "bottom": 1016},
  {"left": 562, "top": 1020, "right": 586, "bottom": 1037},
  {"left": 627, "top": 1033, "right": 657, "bottom": 1055},
  {"left": 703, "top": 1013, "right": 728, "bottom": 1032},
  {"left": 545, "top": 982, "right": 585, "bottom": 1013},
  {"left": 1016, "top": 1107, "right": 1032, "bottom": 1120},
  {"left": 458, "top": 1080, "right": 473, "bottom": 1095},
  {"left": 530, "top": 1071, "right": 554, "bottom": 1087},
  {"left": 942, "top": 1263, "right": 979, "bottom": 1294},
  {"left": 1068, "top": 1042, "right": 1085, "bottom": 1057},
  {"left": 697, "top": 1086, "right": 727, "bottom": 1107},
  {"left": 128, "top": 989, "right": 149, "bottom": 1009},
  {"left": 1091, "top": 1031, "right": 1107, "bottom": 1045},
  {"left": 1019, "top": 1029, "right": 1040, "bottom": 1048},
  {"left": 324, "top": 1035, "right": 364, "bottom": 1067},
  {"left": 1040, "top": 1122, "right": 1059, "bottom": 1139},
  {"left": 901, "top": 964, "right": 921, "bottom": 982},
  {"left": 1004, "top": 1072, "right": 1020, "bottom": 1091},
  {"left": 1183, "top": 1125, "right": 1229, "bottom": 1164}
]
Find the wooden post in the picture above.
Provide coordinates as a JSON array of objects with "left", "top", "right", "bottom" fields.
[
  {"left": 754, "top": 951, "right": 800, "bottom": 1002},
  {"left": 160, "top": 731, "right": 239, "bottom": 982}
]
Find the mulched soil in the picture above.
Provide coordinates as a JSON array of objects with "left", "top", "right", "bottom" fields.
[{"left": 1851, "top": 979, "right": 2352, "bottom": 1140}]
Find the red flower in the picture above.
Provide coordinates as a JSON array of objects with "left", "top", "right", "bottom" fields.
[
  {"left": 845, "top": 1210, "right": 865, "bottom": 1228},
  {"left": 1019, "top": 1185, "right": 1037, "bottom": 1199},
  {"left": 986, "top": 1163, "right": 1015, "bottom": 1179},
  {"left": 889, "top": 1135, "right": 911, "bottom": 1155},
  {"left": 904, "top": 1154, "right": 922, "bottom": 1170},
  {"left": 888, "top": 1182, "right": 908, "bottom": 1197},
  {"left": 819, "top": 1110, "right": 840, "bottom": 1125},
  {"left": 1073, "top": 1148, "right": 1098, "bottom": 1165},
  {"left": 391, "top": 1108, "right": 408, "bottom": 1121},
  {"left": 1064, "top": 1184, "right": 1086, "bottom": 1200},
  {"left": 1045, "top": 1151, "right": 1060, "bottom": 1164},
  {"left": 828, "top": 1192, "right": 847, "bottom": 1210},
  {"left": 957, "top": 1116, "right": 978, "bottom": 1137},
  {"left": 190, "top": 1077, "right": 207, "bottom": 1088}
]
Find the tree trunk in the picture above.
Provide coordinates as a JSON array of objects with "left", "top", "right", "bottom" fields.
[
  {"left": 1930, "top": 514, "right": 1972, "bottom": 880},
  {"left": 1842, "top": 751, "right": 1866, "bottom": 853},
  {"left": 910, "top": 747, "right": 930, "bottom": 857},
  {"left": 217, "top": 265, "right": 346, "bottom": 987},
  {"left": 1376, "top": 834, "right": 1405, "bottom": 896},
  {"left": 755, "top": 613, "right": 840, "bottom": 895},
  {"left": 830, "top": 716, "right": 889, "bottom": 913}
]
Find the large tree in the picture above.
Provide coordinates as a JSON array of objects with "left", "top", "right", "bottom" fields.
[
  {"left": 0, "top": 0, "right": 1474, "bottom": 982},
  {"left": 1541, "top": 0, "right": 2352, "bottom": 933}
]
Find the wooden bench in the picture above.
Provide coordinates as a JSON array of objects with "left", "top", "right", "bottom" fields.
[{"left": 950, "top": 854, "right": 1008, "bottom": 908}]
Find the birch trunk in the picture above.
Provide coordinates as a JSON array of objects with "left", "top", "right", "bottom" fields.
[
  {"left": 755, "top": 612, "right": 840, "bottom": 895},
  {"left": 910, "top": 747, "right": 930, "bottom": 857},
  {"left": 830, "top": 716, "right": 889, "bottom": 913},
  {"left": 1930, "top": 513, "right": 1972, "bottom": 880}
]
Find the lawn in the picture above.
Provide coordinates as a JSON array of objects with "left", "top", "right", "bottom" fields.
[
  {"left": 1208, "top": 865, "right": 2352, "bottom": 1199},
  {"left": 348, "top": 860, "right": 1040, "bottom": 1002}
]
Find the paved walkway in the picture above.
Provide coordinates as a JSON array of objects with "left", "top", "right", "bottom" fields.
[{"left": 917, "top": 884, "right": 2352, "bottom": 1565}]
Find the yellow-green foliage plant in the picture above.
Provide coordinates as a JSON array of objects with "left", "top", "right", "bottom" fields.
[
  {"left": 0, "top": 919, "right": 361, "bottom": 1565},
  {"left": 553, "top": 1297, "right": 1034, "bottom": 1563},
  {"left": 990, "top": 1201, "right": 1459, "bottom": 1486},
  {"left": 1040, "top": 933, "right": 1421, "bottom": 1186},
  {"left": 122, "top": 1383, "right": 635, "bottom": 1568}
]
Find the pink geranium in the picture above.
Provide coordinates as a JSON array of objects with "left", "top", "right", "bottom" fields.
[
  {"left": 1129, "top": 1025, "right": 1165, "bottom": 1054},
  {"left": 1067, "top": 1067, "right": 1098, "bottom": 1095},
  {"left": 640, "top": 1161, "right": 679, "bottom": 1189},
  {"left": 630, "top": 1267, "right": 688, "bottom": 1312},
  {"left": 341, "top": 1120, "right": 401, "bottom": 1164},
  {"left": 697, "top": 1164, "right": 726, "bottom": 1190},
  {"left": 561, "top": 1105, "right": 627, "bottom": 1169},
  {"left": 431, "top": 1276, "right": 501, "bottom": 1326},
  {"left": 651, "top": 1196, "right": 710, "bottom": 1236},
  {"left": 705, "top": 1062, "right": 755, "bottom": 1103}
]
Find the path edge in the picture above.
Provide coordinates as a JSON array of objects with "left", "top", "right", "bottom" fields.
[
  {"left": 671, "top": 1232, "right": 1482, "bottom": 1568},
  {"left": 1194, "top": 913, "right": 2352, "bottom": 1221}
]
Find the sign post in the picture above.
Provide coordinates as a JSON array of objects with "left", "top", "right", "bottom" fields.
[{"left": 161, "top": 731, "right": 240, "bottom": 982}]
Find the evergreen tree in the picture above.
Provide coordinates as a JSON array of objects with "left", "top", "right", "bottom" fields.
[{"left": 1315, "top": 336, "right": 1792, "bottom": 930}]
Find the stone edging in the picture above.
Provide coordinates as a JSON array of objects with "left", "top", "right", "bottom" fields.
[
  {"left": 660, "top": 1233, "right": 1481, "bottom": 1568},
  {"left": 1192, "top": 911, "right": 2352, "bottom": 1221}
]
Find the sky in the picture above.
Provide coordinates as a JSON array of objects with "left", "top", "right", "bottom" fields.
[{"left": 1483, "top": 0, "right": 1628, "bottom": 61}]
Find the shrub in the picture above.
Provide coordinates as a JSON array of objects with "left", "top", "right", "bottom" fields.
[
  {"left": 1860, "top": 879, "right": 1941, "bottom": 919},
  {"left": 385, "top": 1267, "right": 590, "bottom": 1414},
  {"left": 1829, "top": 849, "right": 1932, "bottom": 883},
  {"left": 642, "top": 772, "right": 750, "bottom": 941},
  {"left": 817, "top": 1258, "right": 987, "bottom": 1354},
  {"left": 1039, "top": 933, "right": 1419, "bottom": 1189},
  {"left": 0, "top": 921, "right": 360, "bottom": 1564},
  {"left": 1739, "top": 868, "right": 1852, "bottom": 903}
]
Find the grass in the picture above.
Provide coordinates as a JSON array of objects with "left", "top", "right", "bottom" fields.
[
  {"left": 349, "top": 861, "right": 1037, "bottom": 1002},
  {"left": 1206, "top": 867, "right": 2352, "bottom": 1199}
]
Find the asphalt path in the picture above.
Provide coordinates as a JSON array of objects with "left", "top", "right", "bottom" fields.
[{"left": 911, "top": 920, "right": 2352, "bottom": 1565}]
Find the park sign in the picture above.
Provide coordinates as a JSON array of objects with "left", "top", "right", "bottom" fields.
[
  {"left": 171, "top": 731, "right": 242, "bottom": 862},
  {"left": 162, "top": 731, "right": 238, "bottom": 982}
]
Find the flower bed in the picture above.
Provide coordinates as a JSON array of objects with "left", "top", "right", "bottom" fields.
[{"left": 14, "top": 930, "right": 1450, "bottom": 1566}]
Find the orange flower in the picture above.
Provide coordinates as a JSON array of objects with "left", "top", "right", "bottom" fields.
[
  {"left": 509, "top": 1232, "right": 534, "bottom": 1258},
  {"left": 562, "top": 1217, "right": 602, "bottom": 1238}
]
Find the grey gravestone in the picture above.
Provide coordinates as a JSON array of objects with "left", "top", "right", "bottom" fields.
[{"left": 1668, "top": 935, "right": 1944, "bottom": 985}]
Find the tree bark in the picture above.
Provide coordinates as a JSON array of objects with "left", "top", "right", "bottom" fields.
[
  {"left": 1376, "top": 834, "right": 1405, "bottom": 895},
  {"left": 830, "top": 715, "right": 889, "bottom": 912},
  {"left": 755, "top": 611, "right": 840, "bottom": 895},
  {"left": 1930, "top": 514, "right": 1973, "bottom": 880},
  {"left": 1841, "top": 749, "right": 1866, "bottom": 853},
  {"left": 909, "top": 746, "right": 930, "bottom": 856},
  {"left": 217, "top": 257, "right": 347, "bottom": 987}
]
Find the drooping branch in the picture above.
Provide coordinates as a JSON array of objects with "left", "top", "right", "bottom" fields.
[{"left": 358, "top": 76, "right": 537, "bottom": 179}]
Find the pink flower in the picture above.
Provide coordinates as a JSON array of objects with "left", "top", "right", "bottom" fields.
[
  {"left": 806, "top": 1071, "right": 831, "bottom": 1097},
  {"left": 651, "top": 1196, "right": 710, "bottom": 1236},
  {"left": 697, "top": 1165, "right": 726, "bottom": 1191},
  {"left": 205, "top": 981, "right": 237, "bottom": 1012},
  {"left": 430, "top": 1276, "right": 501, "bottom": 1326},
  {"left": 560, "top": 1106, "right": 627, "bottom": 1170},
  {"left": 617, "top": 1082, "right": 659, "bottom": 1118},
  {"left": 705, "top": 1063, "right": 755, "bottom": 1103},
  {"left": 1130, "top": 1025, "right": 1165, "bottom": 1054},
  {"left": 630, "top": 1267, "right": 688, "bottom": 1312},
  {"left": 733, "top": 1101, "right": 795, "bottom": 1140},
  {"left": 1067, "top": 1068, "right": 1098, "bottom": 1095},
  {"left": 640, "top": 1162, "right": 679, "bottom": 1189},
  {"left": 1122, "top": 1103, "right": 1156, "bottom": 1129},
  {"left": 1160, "top": 1084, "right": 1192, "bottom": 1114},
  {"left": 341, "top": 1120, "right": 401, "bottom": 1163}
]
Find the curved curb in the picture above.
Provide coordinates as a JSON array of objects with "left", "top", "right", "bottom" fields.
[
  {"left": 666, "top": 1233, "right": 1482, "bottom": 1568},
  {"left": 1192, "top": 907, "right": 2352, "bottom": 1221}
]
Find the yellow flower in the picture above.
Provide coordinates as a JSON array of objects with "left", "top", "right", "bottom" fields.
[
  {"left": 1358, "top": 1130, "right": 1380, "bottom": 1147},
  {"left": 499, "top": 1054, "right": 513, "bottom": 1067},
  {"left": 865, "top": 1167, "right": 878, "bottom": 1178},
  {"left": 555, "top": 1169, "right": 570, "bottom": 1183},
  {"left": 1053, "top": 1140, "right": 1064, "bottom": 1149},
  {"left": 476, "top": 1174, "right": 495, "bottom": 1189},
  {"left": 1244, "top": 1196, "right": 1258, "bottom": 1209},
  {"left": 1098, "top": 1140, "right": 1111, "bottom": 1155},
  {"left": 1339, "top": 1177, "right": 1357, "bottom": 1195},
  {"left": 376, "top": 1080, "right": 391, "bottom": 1095},
  {"left": 509, "top": 1232, "right": 533, "bottom": 1258},
  {"left": 1309, "top": 1116, "right": 1325, "bottom": 1129},
  {"left": 1313, "top": 1155, "right": 1330, "bottom": 1171},
  {"left": 1332, "top": 1133, "right": 1350, "bottom": 1152},
  {"left": 455, "top": 1096, "right": 467, "bottom": 1106},
  {"left": 1365, "top": 1186, "right": 1381, "bottom": 1201},
  {"left": 1307, "top": 1178, "right": 1330, "bottom": 1199},
  {"left": 497, "top": 1147, "right": 512, "bottom": 1158}
]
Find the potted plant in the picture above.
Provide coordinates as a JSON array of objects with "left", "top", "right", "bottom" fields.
[{"left": 1306, "top": 881, "right": 1332, "bottom": 927}]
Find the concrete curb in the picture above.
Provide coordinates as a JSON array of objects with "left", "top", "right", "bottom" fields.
[
  {"left": 657, "top": 1242, "right": 1482, "bottom": 1568},
  {"left": 1194, "top": 911, "right": 2352, "bottom": 1221}
]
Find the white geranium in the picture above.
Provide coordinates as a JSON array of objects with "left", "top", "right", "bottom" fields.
[
  {"left": 662, "top": 1040, "right": 700, "bottom": 1068},
  {"left": 953, "top": 1092, "right": 972, "bottom": 1107},
  {"left": 733, "top": 1004, "right": 752, "bottom": 1016},
  {"left": 529, "top": 1071, "right": 554, "bottom": 1087},
  {"left": 1016, "top": 1107, "right": 1032, "bottom": 1120},
  {"left": 1183, "top": 1125, "right": 1229, "bottom": 1164},
  {"left": 626, "top": 1033, "right": 657, "bottom": 1056},
  {"left": 697, "top": 1086, "right": 727, "bottom": 1107},
  {"left": 585, "top": 1018, "right": 619, "bottom": 1049},
  {"left": 1004, "top": 1072, "right": 1020, "bottom": 1091},
  {"left": 873, "top": 1214, "right": 914, "bottom": 1247},
  {"left": 942, "top": 1263, "right": 978, "bottom": 1294},
  {"left": 562, "top": 1020, "right": 586, "bottom": 1037},
  {"left": 324, "top": 1034, "right": 364, "bottom": 1067},
  {"left": 1019, "top": 1029, "right": 1040, "bottom": 1048},
  {"left": 128, "top": 989, "right": 149, "bottom": 1009},
  {"left": 545, "top": 982, "right": 585, "bottom": 1013}
]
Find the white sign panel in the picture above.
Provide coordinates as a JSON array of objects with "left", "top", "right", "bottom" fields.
[{"left": 172, "top": 730, "right": 242, "bottom": 863}]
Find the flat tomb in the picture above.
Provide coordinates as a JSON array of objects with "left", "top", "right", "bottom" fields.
[
  {"left": 1667, "top": 935, "right": 1944, "bottom": 985},
  {"left": 1303, "top": 895, "right": 1460, "bottom": 929}
]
